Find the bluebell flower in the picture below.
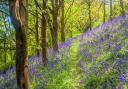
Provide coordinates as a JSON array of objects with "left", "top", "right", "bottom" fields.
[
  {"left": 119, "top": 75, "right": 127, "bottom": 82},
  {"left": 114, "top": 46, "right": 120, "bottom": 52},
  {"left": 125, "top": 57, "right": 128, "bottom": 61}
]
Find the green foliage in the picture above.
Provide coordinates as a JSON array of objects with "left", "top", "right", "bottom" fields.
[
  {"left": 84, "top": 70, "right": 119, "bottom": 89},
  {"left": 30, "top": 39, "right": 80, "bottom": 89},
  {"left": 0, "top": 0, "right": 128, "bottom": 88}
]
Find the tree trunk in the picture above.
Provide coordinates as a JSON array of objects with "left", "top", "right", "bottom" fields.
[
  {"left": 47, "top": 16, "right": 55, "bottom": 47},
  {"left": 60, "top": 0, "right": 65, "bottom": 42},
  {"left": 110, "top": 0, "right": 112, "bottom": 20},
  {"left": 9, "top": 0, "right": 30, "bottom": 89},
  {"left": 103, "top": 0, "right": 106, "bottom": 23},
  {"left": 88, "top": 0, "right": 92, "bottom": 30},
  {"left": 53, "top": 0, "right": 59, "bottom": 51},
  {"left": 4, "top": 38, "right": 6, "bottom": 64},
  {"left": 120, "top": 0, "right": 125, "bottom": 17},
  {"left": 42, "top": 0, "right": 48, "bottom": 66},
  {"left": 35, "top": 1, "right": 39, "bottom": 56}
]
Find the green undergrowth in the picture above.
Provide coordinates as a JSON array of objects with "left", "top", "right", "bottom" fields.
[
  {"left": 31, "top": 39, "right": 81, "bottom": 89},
  {"left": 80, "top": 33, "right": 128, "bottom": 88},
  {"left": 0, "top": 60, "right": 14, "bottom": 72}
]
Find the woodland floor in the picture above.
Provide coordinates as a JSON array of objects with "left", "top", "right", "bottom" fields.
[{"left": 0, "top": 14, "right": 128, "bottom": 89}]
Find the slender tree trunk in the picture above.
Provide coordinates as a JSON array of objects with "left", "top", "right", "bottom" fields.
[
  {"left": 4, "top": 38, "right": 6, "bottom": 64},
  {"left": 88, "top": 0, "right": 92, "bottom": 30},
  {"left": 3, "top": 15, "right": 7, "bottom": 66},
  {"left": 9, "top": 0, "right": 30, "bottom": 89},
  {"left": 103, "top": 0, "right": 106, "bottom": 23},
  {"left": 35, "top": 1, "right": 39, "bottom": 56},
  {"left": 110, "top": 0, "right": 112, "bottom": 20},
  {"left": 52, "top": 0, "right": 59, "bottom": 51},
  {"left": 3, "top": 38, "right": 7, "bottom": 74},
  {"left": 42, "top": 0, "right": 48, "bottom": 66},
  {"left": 120, "top": 0, "right": 125, "bottom": 17},
  {"left": 60, "top": 0, "right": 65, "bottom": 42},
  {"left": 48, "top": 16, "right": 55, "bottom": 47}
]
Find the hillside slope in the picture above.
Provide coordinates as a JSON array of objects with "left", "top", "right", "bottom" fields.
[
  {"left": 0, "top": 14, "right": 128, "bottom": 89},
  {"left": 79, "top": 14, "right": 128, "bottom": 88}
]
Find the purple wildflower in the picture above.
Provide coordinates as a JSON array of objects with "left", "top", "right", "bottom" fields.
[
  {"left": 119, "top": 75, "right": 127, "bottom": 82},
  {"left": 125, "top": 57, "right": 128, "bottom": 61}
]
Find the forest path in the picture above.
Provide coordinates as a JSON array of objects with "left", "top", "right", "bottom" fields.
[
  {"left": 70, "top": 39, "right": 82, "bottom": 89},
  {"left": 1, "top": 14, "right": 128, "bottom": 89}
]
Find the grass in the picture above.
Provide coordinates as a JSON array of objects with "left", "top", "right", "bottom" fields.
[
  {"left": 1, "top": 15, "right": 128, "bottom": 89},
  {"left": 79, "top": 16, "right": 128, "bottom": 89},
  {"left": 30, "top": 38, "right": 82, "bottom": 89}
]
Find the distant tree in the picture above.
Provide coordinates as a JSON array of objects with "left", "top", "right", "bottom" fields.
[
  {"left": 120, "top": 0, "right": 125, "bottom": 17},
  {"left": 103, "top": 0, "right": 106, "bottom": 23},
  {"left": 9, "top": 0, "right": 30, "bottom": 88},
  {"left": 42, "top": 0, "right": 48, "bottom": 66},
  {"left": 34, "top": 0, "right": 40, "bottom": 56},
  {"left": 85, "top": 0, "right": 93, "bottom": 30},
  {"left": 51, "top": 0, "right": 59, "bottom": 51},
  {"left": 110, "top": 0, "right": 112, "bottom": 19},
  {"left": 60, "top": 0, "right": 65, "bottom": 42}
]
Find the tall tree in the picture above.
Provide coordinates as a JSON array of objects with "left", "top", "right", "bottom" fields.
[
  {"left": 85, "top": 0, "right": 92, "bottom": 30},
  {"left": 120, "top": 0, "right": 125, "bottom": 17},
  {"left": 110, "top": 0, "right": 112, "bottom": 20},
  {"left": 60, "top": 0, "right": 65, "bottom": 42},
  {"left": 42, "top": 0, "right": 48, "bottom": 66},
  {"left": 9, "top": 0, "right": 30, "bottom": 89},
  {"left": 88, "top": 0, "right": 92, "bottom": 30},
  {"left": 3, "top": 15, "right": 7, "bottom": 66},
  {"left": 51, "top": 0, "right": 59, "bottom": 51},
  {"left": 103, "top": 0, "right": 106, "bottom": 23},
  {"left": 34, "top": 0, "right": 40, "bottom": 56}
]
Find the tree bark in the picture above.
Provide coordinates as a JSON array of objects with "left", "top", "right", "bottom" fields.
[
  {"left": 42, "top": 0, "right": 48, "bottom": 66},
  {"left": 52, "top": 0, "right": 59, "bottom": 51},
  {"left": 4, "top": 37, "right": 6, "bottom": 64},
  {"left": 9, "top": 0, "right": 30, "bottom": 89},
  {"left": 35, "top": 0, "right": 40, "bottom": 56},
  {"left": 60, "top": 0, "right": 65, "bottom": 42},
  {"left": 86, "top": 0, "right": 92, "bottom": 30},
  {"left": 120, "top": 0, "right": 125, "bottom": 17},
  {"left": 103, "top": 0, "right": 106, "bottom": 23},
  {"left": 89, "top": 2, "right": 91, "bottom": 30},
  {"left": 110, "top": 0, "right": 112, "bottom": 20},
  {"left": 47, "top": 16, "right": 55, "bottom": 47}
]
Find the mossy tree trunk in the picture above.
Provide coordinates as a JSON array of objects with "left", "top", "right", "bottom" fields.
[
  {"left": 35, "top": 0, "right": 40, "bottom": 56},
  {"left": 120, "top": 0, "right": 125, "bottom": 17},
  {"left": 60, "top": 0, "right": 65, "bottom": 42},
  {"left": 9, "top": 0, "right": 30, "bottom": 89},
  {"left": 42, "top": 0, "right": 48, "bottom": 66},
  {"left": 51, "top": 0, "right": 59, "bottom": 52}
]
